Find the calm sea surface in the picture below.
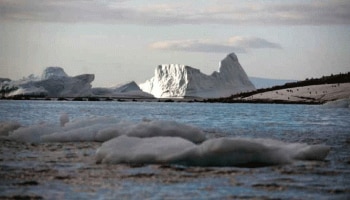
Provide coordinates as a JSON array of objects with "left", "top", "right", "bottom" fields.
[{"left": 0, "top": 100, "right": 349, "bottom": 199}]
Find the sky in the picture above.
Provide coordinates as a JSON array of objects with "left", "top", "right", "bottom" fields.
[{"left": 0, "top": 0, "right": 349, "bottom": 87}]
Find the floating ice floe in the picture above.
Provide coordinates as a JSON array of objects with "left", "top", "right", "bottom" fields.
[
  {"left": 8, "top": 123, "right": 61, "bottom": 143},
  {"left": 96, "top": 136, "right": 330, "bottom": 167},
  {"left": 96, "top": 120, "right": 206, "bottom": 143},
  {"left": 3, "top": 115, "right": 206, "bottom": 144},
  {"left": 0, "top": 121, "right": 21, "bottom": 137},
  {"left": 95, "top": 135, "right": 195, "bottom": 164},
  {"left": 1, "top": 114, "right": 330, "bottom": 167}
]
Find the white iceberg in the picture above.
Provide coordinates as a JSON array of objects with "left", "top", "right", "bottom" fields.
[
  {"left": 2, "top": 66, "right": 94, "bottom": 97},
  {"left": 139, "top": 53, "right": 255, "bottom": 98},
  {"left": 91, "top": 81, "right": 154, "bottom": 98}
]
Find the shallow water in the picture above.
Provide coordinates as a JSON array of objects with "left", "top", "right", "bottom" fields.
[{"left": 0, "top": 100, "right": 349, "bottom": 199}]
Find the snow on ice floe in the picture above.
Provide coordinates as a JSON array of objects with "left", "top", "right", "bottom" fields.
[
  {"left": 95, "top": 135, "right": 196, "bottom": 164},
  {"left": 0, "top": 121, "right": 21, "bottom": 136},
  {"left": 96, "top": 120, "right": 206, "bottom": 143},
  {"left": 2, "top": 114, "right": 330, "bottom": 167},
  {"left": 8, "top": 123, "right": 61, "bottom": 143},
  {"left": 4, "top": 115, "right": 206, "bottom": 144},
  {"left": 96, "top": 136, "right": 330, "bottom": 167}
]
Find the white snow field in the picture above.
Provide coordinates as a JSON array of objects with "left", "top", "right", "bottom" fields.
[
  {"left": 244, "top": 83, "right": 350, "bottom": 103},
  {"left": 140, "top": 53, "right": 255, "bottom": 98}
]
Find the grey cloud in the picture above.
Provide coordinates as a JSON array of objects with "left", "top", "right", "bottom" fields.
[
  {"left": 0, "top": 0, "right": 349, "bottom": 25},
  {"left": 229, "top": 37, "right": 282, "bottom": 49}
]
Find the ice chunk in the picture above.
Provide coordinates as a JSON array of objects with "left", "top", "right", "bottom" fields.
[
  {"left": 96, "top": 135, "right": 195, "bottom": 164},
  {"left": 130, "top": 120, "right": 203, "bottom": 143},
  {"left": 170, "top": 138, "right": 330, "bottom": 167},
  {"left": 0, "top": 121, "right": 21, "bottom": 136},
  {"left": 96, "top": 137, "right": 330, "bottom": 167},
  {"left": 291, "top": 144, "right": 331, "bottom": 161},
  {"left": 42, "top": 123, "right": 111, "bottom": 142},
  {"left": 60, "top": 113, "right": 69, "bottom": 127},
  {"left": 96, "top": 120, "right": 206, "bottom": 143},
  {"left": 8, "top": 123, "right": 60, "bottom": 143},
  {"left": 168, "top": 138, "right": 289, "bottom": 167},
  {"left": 42, "top": 117, "right": 118, "bottom": 142},
  {"left": 95, "top": 120, "right": 134, "bottom": 142},
  {"left": 62, "top": 116, "right": 117, "bottom": 131}
]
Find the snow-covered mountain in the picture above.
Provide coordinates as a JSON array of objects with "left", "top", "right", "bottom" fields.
[
  {"left": 139, "top": 53, "right": 255, "bottom": 98},
  {"left": 1, "top": 67, "right": 94, "bottom": 97},
  {"left": 92, "top": 81, "right": 154, "bottom": 98}
]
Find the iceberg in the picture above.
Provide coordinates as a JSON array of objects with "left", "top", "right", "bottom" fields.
[
  {"left": 91, "top": 81, "right": 154, "bottom": 98},
  {"left": 139, "top": 53, "right": 255, "bottom": 98},
  {"left": 1, "top": 67, "right": 154, "bottom": 98},
  {"left": 2, "top": 67, "right": 94, "bottom": 97}
]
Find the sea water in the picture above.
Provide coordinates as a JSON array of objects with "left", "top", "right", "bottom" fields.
[{"left": 0, "top": 100, "right": 349, "bottom": 199}]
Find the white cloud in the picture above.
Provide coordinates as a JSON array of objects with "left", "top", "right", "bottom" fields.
[
  {"left": 0, "top": 0, "right": 349, "bottom": 25},
  {"left": 149, "top": 37, "right": 281, "bottom": 53}
]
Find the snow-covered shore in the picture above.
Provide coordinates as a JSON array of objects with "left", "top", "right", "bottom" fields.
[{"left": 242, "top": 83, "right": 350, "bottom": 104}]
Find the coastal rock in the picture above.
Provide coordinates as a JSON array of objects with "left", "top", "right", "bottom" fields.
[{"left": 139, "top": 53, "right": 255, "bottom": 98}]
